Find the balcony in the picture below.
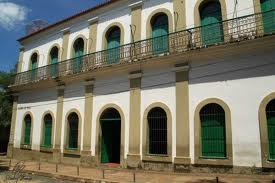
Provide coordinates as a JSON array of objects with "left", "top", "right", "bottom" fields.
[{"left": 10, "top": 10, "right": 275, "bottom": 87}]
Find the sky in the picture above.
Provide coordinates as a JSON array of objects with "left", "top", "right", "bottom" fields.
[{"left": 0, "top": 0, "right": 104, "bottom": 72}]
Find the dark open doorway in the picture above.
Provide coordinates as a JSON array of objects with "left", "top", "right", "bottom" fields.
[{"left": 100, "top": 108, "right": 121, "bottom": 164}]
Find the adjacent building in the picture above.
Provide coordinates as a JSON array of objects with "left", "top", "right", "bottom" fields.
[{"left": 8, "top": 0, "right": 275, "bottom": 173}]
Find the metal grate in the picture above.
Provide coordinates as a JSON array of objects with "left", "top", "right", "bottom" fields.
[
  {"left": 200, "top": 103, "right": 226, "bottom": 158},
  {"left": 68, "top": 112, "right": 79, "bottom": 149},
  {"left": 266, "top": 99, "right": 275, "bottom": 160},
  {"left": 148, "top": 107, "right": 167, "bottom": 155}
]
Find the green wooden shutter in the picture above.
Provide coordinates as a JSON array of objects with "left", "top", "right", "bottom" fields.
[
  {"left": 152, "top": 15, "right": 168, "bottom": 55},
  {"left": 267, "top": 100, "right": 275, "bottom": 160},
  {"left": 261, "top": 0, "right": 275, "bottom": 33},
  {"left": 31, "top": 59, "right": 38, "bottom": 81},
  {"left": 24, "top": 119, "right": 31, "bottom": 145},
  {"left": 73, "top": 40, "right": 84, "bottom": 74},
  {"left": 43, "top": 115, "right": 52, "bottom": 147},
  {"left": 107, "top": 29, "right": 120, "bottom": 64},
  {"left": 200, "top": 2, "right": 224, "bottom": 46},
  {"left": 200, "top": 104, "right": 226, "bottom": 158},
  {"left": 50, "top": 51, "right": 58, "bottom": 77}
]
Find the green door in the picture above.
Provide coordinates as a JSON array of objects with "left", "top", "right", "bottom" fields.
[
  {"left": 73, "top": 39, "right": 84, "bottom": 74},
  {"left": 24, "top": 117, "right": 31, "bottom": 145},
  {"left": 100, "top": 108, "right": 121, "bottom": 164},
  {"left": 50, "top": 49, "right": 58, "bottom": 77},
  {"left": 30, "top": 58, "right": 38, "bottom": 81},
  {"left": 200, "top": 2, "right": 224, "bottom": 46},
  {"left": 43, "top": 115, "right": 52, "bottom": 148},
  {"left": 267, "top": 100, "right": 275, "bottom": 160},
  {"left": 200, "top": 104, "right": 226, "bottom": 158},
  {"left": 261, "top": 0, "right": 275, "bottom": 33},
  {"left": 107, "top": 28, "right": 120, "bottom": 64},
  {"left": 152, "top": 14, "right": 169, "bottom": 55}
]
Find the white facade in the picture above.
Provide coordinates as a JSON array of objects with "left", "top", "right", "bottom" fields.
[{"left": 11, "top": 0, "right": 275, "bottom": 170}]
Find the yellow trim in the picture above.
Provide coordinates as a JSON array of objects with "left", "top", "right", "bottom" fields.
[
  {"left": 40, "top": 111, "right": 55, "bottom": 151},
  {"left": 47, "top": 44, "right": 61, "bottom": 65},
  {"left": 102, "top": 22, "right": 125, "bottom": 50},
  {"left": 17, "top": 48, "right": 24, "bottom": 73},
  {"left": 173, "top": 0, "right": 186, "bottom": 31},
  {"left": 259, "top": 92, "right": 275, "bottom": 168},
  {"left": 61, "top": 30, "right": 70, "bottom": 61},
  {"left": 63, "top": 109, "right": 82, "bottom": 154},
  {"left": 88, "top": 21, "right": 98, "bottom": 53},
  {"left": 20, "top": 112, "right": 34, "bottom": 150},
  {"left": 7, "top": 96, "right": 18, "bottom": 158},
  {"left": 131, "top": 6, "right": 142, "bottom": 42},
  {"left": 194, "top": 98, "right": 233, "bottom": 166},
  {"left": 28, "top": 50, "right": 40, "bottom": 71},
  {"left": 146, "top": 8, "right": 174, "bottom": 39},
  {"left": 142, "top": 102, "right": 173, "bottom": 163},
  {"left": 70, "top": 34, "right": 88, "bottom": 58},
  {"left": 95, "top": 103, "right": 125, "bottom": 167}
]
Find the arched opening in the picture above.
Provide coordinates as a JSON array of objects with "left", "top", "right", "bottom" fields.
[
  {"left": 199, "top": 103, "right": 226, "bottom": 158},
  {"left": 147, "top": 107, "right": 167, "bottom": 155},
  {"left": 30, "top": 53, "right": 38, "bottom": 81},
  {"left": 73, "top": 38, "right": 84, "bottom": 73},
  {"left": 260, "top": 0, "right": 275, "bottom": 33},
  {"left": 151, "top": 13, "right": 169, "bottom": 54},
  {"left": 106, "top": 26, "right": 121, "bottom": 64},
  {"left": 23, "top": 114, "right": 32, "bottom": 145},
  {"left": 100, "top": 108, "right": 121, "bottom": 164},
  {"left": 199, "top": 1, "right": 224, "bottom": 45},
  {"left": 42, "top": 114, "right": 53, "bottom": 148},
  {"left": 266, "top": 99, "right": 275, "bottom": 160},
  {"left": 67, "top": 112, "right": 79, "bottom": 149},
  {"left": 49, "top": 46, "right": 59, "bottom": 77}
]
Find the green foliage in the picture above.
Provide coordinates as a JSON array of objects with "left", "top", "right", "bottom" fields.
[{"left": 0, "top": 71, "right": 13, "bottom": 127}]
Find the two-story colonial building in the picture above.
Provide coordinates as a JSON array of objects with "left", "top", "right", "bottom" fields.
[{"left": 7, "top": 0, "right": 275, "bottom": 173}]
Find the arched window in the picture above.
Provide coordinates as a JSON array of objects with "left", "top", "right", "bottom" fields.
[
  {"left": 151, "top": 13, "right": 169, "bottom": 54},
  {"left": 67, "top": 112, "right": 79, "bottom": 149},
  {"left": 42, "top": 114, "right": 53, "bottom": 148},
  {"left": 260, "top": 0, "right": 275, "bottom": 33},
  {"left": 147, "top": 107, "right": 167, "bottom": 155},
  {"left": 23, "top": 114, "right": 32, "bottom": 145},
  {"left": 49, "top": 47, "right": 59, "bottom": 77},
  {"left": 266, "top": 99, "right": 275, "bottom": 160},
  {"left": 73, "top": 38, "right": 84, "bottom": 73},
  {"left": 200, "top": 103, "right": 226, "bottom": 158},
  {"left": 200, "top": 1, "right": 224, "bottom": 45},
  {"left": 106, "top": 26, "right": 121, "bottom": 64},
  {"left": 30, "top": 53, "right": 38, "bottom": 81}
]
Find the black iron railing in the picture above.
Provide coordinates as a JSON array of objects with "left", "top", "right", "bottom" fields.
[{"left": 10, "top": 10, "right": 275, "bottom": 86}]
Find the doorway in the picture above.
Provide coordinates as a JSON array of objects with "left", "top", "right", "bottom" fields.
[{"left": 100, "top": 108, "right": 121, "bottom": 164}]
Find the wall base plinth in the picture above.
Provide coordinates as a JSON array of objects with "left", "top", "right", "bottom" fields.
[
  {"left": 80, "top": 151, "right": 95, "bottom": 167},
  {"left": 127, "top": 154, "right": 141, "bottom": 168},
  {"left": 53, "top": 149, "right": 61, "bottom": 163},
  {"left": 7, "top": 143, "right": 14, "bottom": 158}
]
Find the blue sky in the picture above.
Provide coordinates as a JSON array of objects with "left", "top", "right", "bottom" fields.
[{"left": 0, "top": 0, "right": 104, "bottom": 72}]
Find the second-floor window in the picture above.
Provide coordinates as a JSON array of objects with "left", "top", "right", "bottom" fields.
[
  {"left": 73, "top": 38, "right": 84, "bottom": 73},
  {"left": 200, "top": 1, "right": 224, "bottom": 46},
  {"left": 49, "top": 47, "right": 59, "bottom": 77},
  {"left": 106, "top": 26, "right": 121, "bottom": 64},
  {"left": 260, "top": 0, "right": 275, "bottom": 33},
  {"left": 151, "top": 13, "right": 169, "bottom": 55}
]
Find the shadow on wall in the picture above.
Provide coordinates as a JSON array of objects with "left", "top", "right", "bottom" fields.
[
  {"left": 0, "top": 126, "right": 10, "bottom": 153},
  {"left": 189, "top": 45, "right": 275, "bottom": 85}
]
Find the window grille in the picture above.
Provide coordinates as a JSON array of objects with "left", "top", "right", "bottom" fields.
[
  {"left": 68, "top": 112, "right": 79, "bottom": 149},
  {"left": 24, "top": 114, "right": 32, "bottom": 145},
  {"left": 147, "top": 107, "right": 167, "bottom": 155},
  {"left": 200, "top": 103, "right": 226, "bottom": 158},
  {"left": 266, "top": 99, "right": 275, "bottom": 160}
]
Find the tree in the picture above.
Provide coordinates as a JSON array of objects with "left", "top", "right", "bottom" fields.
[{"left": 0, "top": 71, "right": 13, "bottom": 127}]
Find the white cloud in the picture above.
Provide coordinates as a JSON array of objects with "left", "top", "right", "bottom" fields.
[{"left": 0, "top": 1, "right": 29, "bottom": 30}]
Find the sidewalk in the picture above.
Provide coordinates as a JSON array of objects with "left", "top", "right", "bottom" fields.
[{"left": 0, "top": 157, "right": 275, "bottom": 183}]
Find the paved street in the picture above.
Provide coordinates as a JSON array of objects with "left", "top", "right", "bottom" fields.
[{"left": 1, "top": 157, "right": 275, "bottom": 183}]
